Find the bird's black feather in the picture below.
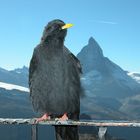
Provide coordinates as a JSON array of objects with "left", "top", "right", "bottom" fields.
[
  {"left": 64, "top": 47, "right": 82, "bottom": 74},
  {"left": 29, "top": 19, "right": 81, "bottom": 140}
]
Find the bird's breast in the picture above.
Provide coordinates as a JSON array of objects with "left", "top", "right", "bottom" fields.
[{"left": 39, "top": 49, "right": 66, "bottom": 86}]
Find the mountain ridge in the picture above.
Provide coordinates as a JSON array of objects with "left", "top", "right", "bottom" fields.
[
  {"left": 0, "top": 66, "right": 28, "bottom": 87},
  {"left": 77, "top": 37, "right": 140, "bottom": 98}
]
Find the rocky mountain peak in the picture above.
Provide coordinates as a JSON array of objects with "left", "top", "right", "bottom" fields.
[
  {"left": 77, "top": 37, "right": 104, "bottom": 73},
  {"left": 87, "top": 37, "right": 103, "bottom": 57},
  {"left": 12, "top": 66, "right": 28, "bottom": 74},
  {"left": 88, "top": 36, "right": 96, "bottom": 44}
]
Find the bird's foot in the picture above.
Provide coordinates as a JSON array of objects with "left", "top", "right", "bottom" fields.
[
  {"left": 35, "top": 113, "right": 51, "bottom": 123},
  {"left": 58, "top": 113, "right": 68, "bottom": 121}
]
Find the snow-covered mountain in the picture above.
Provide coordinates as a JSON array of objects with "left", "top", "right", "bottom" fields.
[
  {"left": 77, "top": 37, "right": 140, "bottom": 99},
  {"left": 78, "top": 37, "right": 140, "bottom": 120},
  {"left": 0, "top": 66, "right": 28, "bottom": 87},
  {"left": 11, "top": 65, "right": 28, "bottom": 74},
  {"left": 127, "top": 72, "right": 140, "bottom": 84}
]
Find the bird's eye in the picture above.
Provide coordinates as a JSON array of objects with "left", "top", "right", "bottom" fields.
[
  {"left": 54, "top": 24, "right": 60, "bottom": 30},
  {"left": 56, "top": 25, "right": 61, "bottom": 30}
]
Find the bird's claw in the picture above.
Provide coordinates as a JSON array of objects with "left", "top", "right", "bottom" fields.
[
  {"left": 34, "top": 114, "right": 51, "bottom": 124},
  {"left": 55, "top": 113, "right": 68, "bottom": 121}
]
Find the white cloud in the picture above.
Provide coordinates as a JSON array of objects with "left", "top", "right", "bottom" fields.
[{"left": 89, "top": 20, "right": 118, "bottom": 25}]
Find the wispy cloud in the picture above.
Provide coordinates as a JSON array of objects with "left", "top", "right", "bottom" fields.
[{"left": 89, "top": 20, "right": 118, "bottom": 25}]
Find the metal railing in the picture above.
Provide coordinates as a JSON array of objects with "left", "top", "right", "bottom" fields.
[{"left": 0, "top": 118, "right": 140, "bottom": 140}]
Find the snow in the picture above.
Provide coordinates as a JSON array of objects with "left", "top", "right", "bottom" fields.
[
  {"left": 16, "top": 71, "right": 21, "bottom": 74},
  {"left": 81, "top": 70, "right": 102, "bottom": 87},
  {"left": 111, "top": 68, "right": 140, "bottom": 90},
  {"left": 83, "top": 70, "right": 102, "bottom": 80},
  {"left": 127, "top": 72, "right": 140, "bottom": 83},
  {"left": 0, "top": 82, "right": 29, "bottom": 92}
]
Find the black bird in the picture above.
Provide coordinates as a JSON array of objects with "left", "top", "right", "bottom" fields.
[{"left": 29, "top": 19, "right": 82, "bottom": 140}]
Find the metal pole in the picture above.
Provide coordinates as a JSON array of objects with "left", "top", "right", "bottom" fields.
[
  {"left": 98, "top": 127, "right": 107, "bottom": 140},
  {"left": 31, "top": 124, "right": 38, "bottom": 140}
]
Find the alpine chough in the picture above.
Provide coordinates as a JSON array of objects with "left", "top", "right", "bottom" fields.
[{"left": 29, "top": 19, "right": 82, "bottom": 140}]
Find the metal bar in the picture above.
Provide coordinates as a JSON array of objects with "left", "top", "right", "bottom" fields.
[
  {"left": 0, "top": 118, "right": 140, "bottom": 127},
  {"left": 98, "top": 127, "right": 107, "bottom": 140},
  {"left": 31, "top": 124, "right": 38, "bottom": 140}
]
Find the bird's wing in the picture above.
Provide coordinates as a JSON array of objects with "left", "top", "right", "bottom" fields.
[
  {"left": 29, "top": 47, "right": 39, "bottom": 87},
  {"left": 64, "top": 47, "right": 82, "bottom": 74}
]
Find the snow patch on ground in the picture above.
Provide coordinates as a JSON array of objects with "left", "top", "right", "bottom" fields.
[{"left": 0, "top": 82, "right": 29, "bottom": 92}]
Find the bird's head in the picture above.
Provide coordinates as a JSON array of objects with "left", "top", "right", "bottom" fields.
[{"left": 41, "top": 19, "right": 73, "bottom": 43}]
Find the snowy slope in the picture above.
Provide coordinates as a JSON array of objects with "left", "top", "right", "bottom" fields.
[
  {"left": 127, "top": 72, "right": 140, "bottom": 84},
  {"left": 0, "top": 82, "right": 29, "bottom": 92}
]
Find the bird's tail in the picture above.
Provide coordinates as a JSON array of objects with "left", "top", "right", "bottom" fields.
[{"left": 55, "top": 125, "right": 79, "bottom": 140}]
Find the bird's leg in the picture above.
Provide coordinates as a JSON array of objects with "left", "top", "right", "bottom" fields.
[
  {"left": 58, "top": 113, "right": 68, "bottom": 121},
  {"left": 35, "top": 113, "right": 51, "bottom": 123}
]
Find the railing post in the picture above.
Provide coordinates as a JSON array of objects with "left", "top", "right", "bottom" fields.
[
  {"left": 31, "top": 124, "right": 38, "bottom": 140},
  {"left": 98, "top": 127, "right": 107, "bottom": 140}
]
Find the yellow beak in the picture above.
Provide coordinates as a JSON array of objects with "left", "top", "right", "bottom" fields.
[{"left": 61, "top": 23, "right": 73, "bottom": 30}]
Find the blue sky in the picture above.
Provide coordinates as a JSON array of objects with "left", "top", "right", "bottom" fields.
[{"left": 0, "top": 0, "right": 140, "bottom": 72}]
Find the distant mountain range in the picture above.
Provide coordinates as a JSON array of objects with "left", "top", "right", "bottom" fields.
[
  {"left": 0, "top": 37, "right": 140, "bottom": 140},
  {"left": 0, "top": 66, "right": 28, "bottom": 87}
]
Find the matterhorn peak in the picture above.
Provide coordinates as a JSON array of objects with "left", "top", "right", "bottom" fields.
[
  {"left": 87, "top": 37, "right": 103, "bottom": 57},
  {"left": 77, "top": 37, "right": 104, "bottom": 73},
  {"left": 88, "top": 37, "right": 97, "bottom": 44}
]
